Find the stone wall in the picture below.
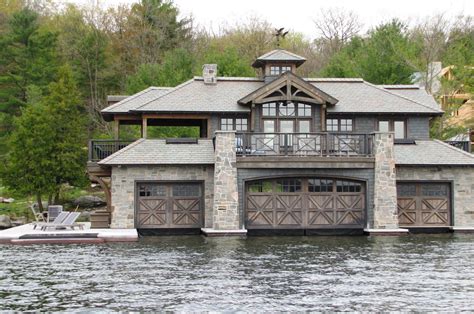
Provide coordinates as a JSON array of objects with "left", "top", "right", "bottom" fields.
[
  {"left": 396, "top": 166, "right": 474, "bottom": 226},
  {"left": 213, "top": 131, "right": 240, "bottom": 229},
  {"left": 110, "top": 165, "right": 214, "bottom": 228},
  {"left": 372, "top": 132, "right": 399, "bottom": 229}
]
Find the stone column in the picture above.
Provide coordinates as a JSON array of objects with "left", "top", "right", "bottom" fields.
[
  {"left": 212, "top": 131, "right": 241, "bottom": 231},
  {"left": 372, "top": 132, "right": 401, "bottom": 230}
]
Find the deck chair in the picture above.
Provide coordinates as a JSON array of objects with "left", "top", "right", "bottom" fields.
[
  {"left": 40, "top": 212, "right": 84, "bottom": 231},
  {"left": 47, "top": 205, "right": 63, "bottom": 222},
  {"left": 32, "top": 212, "right": 69, "bottom": 230},
  {"left": 30, "top": 204, "right": 46, "bottom": 222}
]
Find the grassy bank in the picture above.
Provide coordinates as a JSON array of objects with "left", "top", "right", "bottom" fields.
[{"left": 0, "top": 185, "right": 105, "bottom": 221}]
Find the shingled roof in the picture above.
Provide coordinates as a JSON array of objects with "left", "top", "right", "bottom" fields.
[
  {"left": 100, "top": 77, "right": 442, "bottom": 115},
  {"left": 99, "top": 139, "right": 215, "bottom": 165},
  {"left": 309, "top": 80, "right": 443, "bottom": 114},
  {"left": 102, "top": 87, "right": 171, "bottom": 115},
  {"left": 381, "top": 85, "right": 440, "bottom": 111},
  {"left": 252, "top": 49, "right": 306, "bottom": 67},
  {"left": 394, "top": 140, "right": 474, "bottom": 166}
]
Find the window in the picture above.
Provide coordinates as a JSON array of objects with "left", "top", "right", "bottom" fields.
[
  {"left": 279, "top": 102, "right": 296, "bottom": 116},
  {"left": 326, "top": 118, "right": 353, "bottom": 132},
  {"left": 263, "top": 120, "right": 275, "bottom": 133},
  {"left": 269, "top": 66, "right": 292, "bottom": 76},
  {"left": 340, "top": 119, "right": 353, "bottom": 131},
  {"left": 377, "top": 120, "right": 406, "bottom": 139},
  {"left": 308, "top": 179, "right": 334, "bottom": 192},
  {"left": 336, "top": 180, "right": 362, "bottom": 193},
  {"left": 220, "top": 117, "right": 248, "bottom": 131},
  {"left": 298, "top": 104, "right": 311, "bottom": 117},
  {"left": 248, "top": 181, "right": 273, "bottom": 193},
  {"left": 220, "top": 118, "right": 233, "bottom": 131},
  {"left": 275, "top": 179, "right": 302, "bottom": 192},
  {"left": 138, "top": 184, "right": 167, "bottom": 197},
  {"left": 298, "top": 120, "right": 310, "bottom": 133},
  {"left": 263, "top": 103, "right": 277, "bottom": 116},
  {"left": 172, "top": 184, "right": 200, "bottom": 197},
  {"left": 235, "top": 118, "right": 248, "bottom": 131}
]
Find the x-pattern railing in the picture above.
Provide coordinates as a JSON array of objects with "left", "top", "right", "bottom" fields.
[{"left": 236, "top": 132, "right": 373, "bottom": 157}]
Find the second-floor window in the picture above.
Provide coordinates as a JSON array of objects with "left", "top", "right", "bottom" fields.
[
  {"left": 220, "top": 117, "right": 248, "bottom": 131},
  {"left": 326, "top": 118, "right": 353, "bottom": 132},
  {"left": 378, "top": 119, "right": 406, "bottom": 139},
  {"left": 269, "top": 66, "right": 292, "bottom": 76}
]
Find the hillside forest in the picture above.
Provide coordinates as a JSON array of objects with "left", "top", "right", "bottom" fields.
[{"left": 0, "top": 0, "right": 473, "bottom": 209}]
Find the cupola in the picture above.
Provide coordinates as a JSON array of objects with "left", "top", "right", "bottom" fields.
[{"left": 252, "top": 49, "right": 306, "bottom": 83}]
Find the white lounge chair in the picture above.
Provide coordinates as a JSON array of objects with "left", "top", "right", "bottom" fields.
[
  {"left": 40, "top": 212, "right": 84, "bottom": 231},
  {"left": 32, "top": 211, "right": 69, "bottom": 230}
]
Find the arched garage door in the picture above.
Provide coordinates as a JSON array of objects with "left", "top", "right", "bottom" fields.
[{"left": 245, "top": 178, "right": 365, "bottom": 230}]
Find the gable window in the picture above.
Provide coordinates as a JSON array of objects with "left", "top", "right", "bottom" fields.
[
  {"left": 261, "top": 102, "right": 313, "bottom": 133},
  {"left": 220, "top": 117, "right": 248, "bottom": 131},
  {"left": 262, "top": 102, "right": 311, "bottom": 118},
  {"left": 326, "top": 118, "right": 353, "bottom": 132},
  {"left": 269, "top": 66, "right": 292, "bottom": 76},
  {"left": 377, "top": 120, "right": 406, "bottom": 139}
]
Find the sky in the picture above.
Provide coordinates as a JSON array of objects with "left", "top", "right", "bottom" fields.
[{"left": 68, "top": 0, "right": 473, "bottom": 39}]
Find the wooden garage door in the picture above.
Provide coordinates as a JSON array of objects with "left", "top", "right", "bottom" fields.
[
  {"left": 397, "top": 182, "right": 451, "bottom": 227},
  {"left": 136, "top": 182, "right": 203, "bottom": 229},
  {"left": 246, "top": 178, "right": 365, "bottom": 229}
]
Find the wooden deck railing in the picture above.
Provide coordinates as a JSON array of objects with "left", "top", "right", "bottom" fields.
[
  {"left": 235, "top": 132, "right": 374, "bottom": 157},
  {"left": 88, "top": 139, "right": 136, "bottom": 162}
]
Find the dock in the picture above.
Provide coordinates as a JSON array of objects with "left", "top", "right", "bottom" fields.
[{"left": 0, "top": 223, "right": 138, "bottom": 244}]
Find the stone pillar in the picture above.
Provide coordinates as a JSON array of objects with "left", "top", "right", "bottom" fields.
[
  {"left": 372, "top": 132, "right": 402, "bottom": 231},
  {"left": 211, "top": 131, "right": 241, "bottom": 232}
]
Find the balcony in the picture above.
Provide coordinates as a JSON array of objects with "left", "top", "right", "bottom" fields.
[
  {"left": 235, "top": 132, "right": 374, "bottom": 157},
  {"left": 88, "top": 139, "right": 136, "bottom": 162}
]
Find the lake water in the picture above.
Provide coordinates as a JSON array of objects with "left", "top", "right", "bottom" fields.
[{"left": 1, "top": 234, "right": 474, "bottom": 311}]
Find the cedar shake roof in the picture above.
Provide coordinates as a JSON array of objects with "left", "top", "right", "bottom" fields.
[
  {"left": 98, "top": 139, "right": 215, "bottom": 165},
  {"left": 101, "top": 77, "right": 443, "bottom": 115},
  {"left": 252, "top": 49, "right": 306, "bottom": 67},
  {"left": 394, "top": 140, "right": 474, "bottom": 166}
]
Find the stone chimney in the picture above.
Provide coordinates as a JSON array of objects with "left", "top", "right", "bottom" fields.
[{"left": 203, "top": 64, "right": 217, "bottom": 85}]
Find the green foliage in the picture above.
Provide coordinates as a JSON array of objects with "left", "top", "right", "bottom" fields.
[
  {"left": 0, "top": 8, "right": 58, "bottom": 123},
  {"left": 126, "top": 48, "right": 194, "bottom": 93},
  {"left": 0, "top": 66, "right": 87, "bottom": 206},
  {"left": 200, "top": 46, "right": 255, "bottom": 77},
  {"left": 321, "top": 20, "right": 417, "bottom": 84}
]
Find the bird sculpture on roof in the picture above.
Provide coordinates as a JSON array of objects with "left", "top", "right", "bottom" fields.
[{"left": 274, "top": 28, "right": 289, "bottom": 47}]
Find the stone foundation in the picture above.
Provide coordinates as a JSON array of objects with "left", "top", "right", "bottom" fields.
[
  {"left": 110, "top": 165, "right": 214, "bottom": 228},
  {"left": 396, "top": 166, "right": 474, "bottom": 227}
]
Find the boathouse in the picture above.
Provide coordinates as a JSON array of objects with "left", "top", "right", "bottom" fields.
[{"left": 87, "top": 49, "right": 474, "bottom": 235}]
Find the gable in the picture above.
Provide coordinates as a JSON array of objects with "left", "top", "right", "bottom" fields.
[{"left": 238, "top": 72, "right": 338, "bottom": 106}]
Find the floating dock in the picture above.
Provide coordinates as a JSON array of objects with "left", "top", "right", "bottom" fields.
[{"left": 0, "top": 223, "right": 138, "bottom": 245}]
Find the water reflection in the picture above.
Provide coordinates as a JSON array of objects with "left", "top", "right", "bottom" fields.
[{"left": 1, "top": 234, "right": 474, "bottom": 311}]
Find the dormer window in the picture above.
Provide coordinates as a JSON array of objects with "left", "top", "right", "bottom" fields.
[{"left": 270, "top": 65, "right": 292, "bottom": 76}]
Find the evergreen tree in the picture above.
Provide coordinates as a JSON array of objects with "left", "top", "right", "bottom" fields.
[
  {"left": 0, "top": 8, "right": 58, "bottom": 132},
  {"left": 1, "top": 66, "right": 87, "bottom": 209}
]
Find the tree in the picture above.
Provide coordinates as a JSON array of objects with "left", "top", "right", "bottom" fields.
[
  {"left": 313, "top": 8, "right": 362, "bottom": 57},
  {"left": 0, "top": 7, "right": 58, "bottom": 133},
  {"left": 200, "top": 46, "right": 254, "bottom": 77},
  {"left": 126, "top": 48, "right": 195, "bottom": 93},
  {"left": 1, "top": 66, "right": 87, "bottom": 209}
]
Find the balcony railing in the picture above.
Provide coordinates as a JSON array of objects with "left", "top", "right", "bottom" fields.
[
  {"left": 235, "top": 132, "right": 373, "bottom": 157},
  {"left": 88, "top": 139, "right": 136, "bottom": 162},
  {"left": 444, "top": 141, "right": 472, "bottom": 153}
]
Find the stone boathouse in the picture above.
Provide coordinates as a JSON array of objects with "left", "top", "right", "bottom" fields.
[{"left": 87, "top": 49, "right": 474, "bottom": 236}]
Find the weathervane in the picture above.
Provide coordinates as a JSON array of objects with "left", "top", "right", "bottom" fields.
[{"left": 274, "top": 28, "right": 289, "bottom": 48}]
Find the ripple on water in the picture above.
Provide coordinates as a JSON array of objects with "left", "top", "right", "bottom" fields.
[{"left": 1, "top": 234, "right": 474, "bottom": 311}]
